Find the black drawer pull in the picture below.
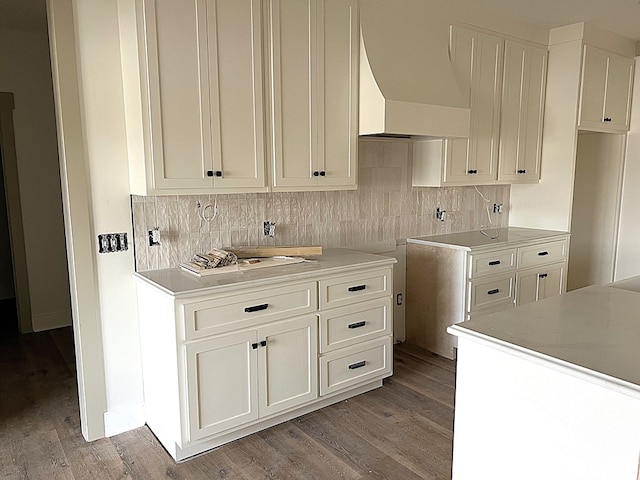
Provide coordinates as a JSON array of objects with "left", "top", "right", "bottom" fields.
[
  {"left": 245, "top": 303, "right": 268, "bottom": 313},
  {"left": 603, "top": 117, "right": 612, "bottom": 122},
  {"left": 537, "top": 251, "right": 549, "bottom": 256},
  {"left": 251, "top": 343, "right": 258, "bottom": 350},
  {"left": 487, "top": 289, "right": 500, "bottom": 295},
  {"left": 539, "top": 273, "right": 548, "bottom": 279},
  {"left": 348, "top": 361, "right": 366, "bottom": 370},
  {"left": 260, "top": 340, "right": 267, "bottom": 347},
  {"left": 348, "top": 321, "right": 366, "bottom": 329},
  {"left": 488, "top": 260, "right": 501, "bottom": 266},
  {"left": 348, "top": 285, "right": 366, "bottom": 292}
]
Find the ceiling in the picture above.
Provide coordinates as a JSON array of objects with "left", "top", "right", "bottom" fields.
[{"left": 0, "top": 0, "right": 639, "bottom": 41}]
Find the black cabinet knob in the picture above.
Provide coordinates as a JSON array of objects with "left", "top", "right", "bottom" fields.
[
  {"left": 319, "top": 171, "right": 326, "bottom": 176},
  {"left": 312, "top": 171, "right": 320, "bottom": 177},
  {"left": 214, "top": 170, "right": 223, "bottom": 177},
  {"left": 206, "top": 170, "right": 214, "bottom": 177}
]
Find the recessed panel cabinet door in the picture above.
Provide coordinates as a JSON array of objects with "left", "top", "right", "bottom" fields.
[
  {"left": 516, "top": 263, "right": 565, "bottom": 306},
  {"left": 499, "top": 40, "right": 547, "bottom": 183},
  {"left": 319, "top": 0, "right": 358, "bottom": 188},
  {"left": 448, "top": 26, "right": 502, "bottom": 184},
  {"left": 146, "top": 0, "right": 212, "bottom": 190},
  {"left": 207, "top": 0, "right": 266, "bottom": 189},
  {"left": 257, "top": 315, "right": 318, "bottom": 417},
  {"left": 185, "top": 330, "right": 258, "bottom": 442}
]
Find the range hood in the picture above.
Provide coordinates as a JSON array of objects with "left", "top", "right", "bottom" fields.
[{"left": 359, "top": 1, "right": 470, "bottom": 138}]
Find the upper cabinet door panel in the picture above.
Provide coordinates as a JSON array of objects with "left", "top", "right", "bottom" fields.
[
  {"left": 449, "top": 26, "right": 502, "bottom": 184},
  {"left": 207, "top": 0, "right": 266, "bottom": 189},
  {"left": 603, "top": 54, "right": 634, "bottom": 131},
  {"left": 320, "top": 0, "right": 358, "bottom": 187},
  {"left": 269, "top": 0, "right": 316, "bottom": 188},
  {"left": 499, "top": 40, "right": 547, "bottom": 183},
  {"left": 147, "top": 0, "right": 212, "bottom": 190},
  {"left": 579, "top": 46, "right": 608, "bottom": 127}
]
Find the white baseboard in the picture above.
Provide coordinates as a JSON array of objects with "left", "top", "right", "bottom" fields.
[
  {"left": 104, "top": 403, "right": 146, "bottom": 437},
  {"left": 32, "top": 309, "right": 72, "bottom": 331}
]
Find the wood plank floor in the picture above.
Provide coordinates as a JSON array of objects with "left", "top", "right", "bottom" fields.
[{"left": 0, "top": 328, "right": 455, "bottom": 479}]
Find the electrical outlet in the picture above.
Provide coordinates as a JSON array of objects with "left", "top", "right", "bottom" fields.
[
  {"left": 263, "top": 221, "right": 276, "bottom": 237},
  {"left": 493, "top": 203, "right": 503, "bottom": 214},
  {"left": 148, "top": 227, "right": 161, "bottom": 246}
]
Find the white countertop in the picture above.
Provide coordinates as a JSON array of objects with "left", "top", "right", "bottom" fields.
[
  {"left": 134, "top": 248, "right": 396, "bottom": 297},
  {"left": 449, "top": 280, "right": 640, "bottom": 394},
  {"left": 408, "top": 227, "right": 569, "bottom": 251}
]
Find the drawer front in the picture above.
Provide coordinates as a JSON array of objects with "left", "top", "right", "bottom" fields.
[
  {"left": 319, "top": 298, "right": 392, "bottom": 353},
  {"left": 468, "top": 273, "right": 515, "bottom": 312},
  {"left": 319, "top": 268, "right": 392, "bottom": 310},
  {"left": 319, "top": 337, "right": 393, "bottom": 396},
  {"left": 181, "top": 281, "right": 317, "bottom": 340},
  {"left": 469, "top": 248, "right": 517, "bottom": 278},
  {"left": 518, "top": 239, "right": 568, "bottom": 268}
]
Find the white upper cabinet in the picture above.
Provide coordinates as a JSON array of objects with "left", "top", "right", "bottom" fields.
[
  {"left": 268, "top": 0, "right": 358, "bottom": 191},
  {"left": 122, "top": 0, "right": 267, "bottom": 195},
  {"left": 579, "top": 45, "right": 634, "bottom": 133},
  {"left": 498, "top": 40, "right": 547, "bottom": 183}
]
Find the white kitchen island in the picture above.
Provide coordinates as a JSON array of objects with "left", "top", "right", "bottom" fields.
[{"left": 447, "top": 279, "right": 640, "bottom": 480}]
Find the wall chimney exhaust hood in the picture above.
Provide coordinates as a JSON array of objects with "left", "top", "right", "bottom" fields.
[{"left": 359, "top": 1, "right": 470, "bottom": 138}]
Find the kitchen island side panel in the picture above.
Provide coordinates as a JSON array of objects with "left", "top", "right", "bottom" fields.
[{"left": 406, "top": 243, "right": 466, "bottom": 359}]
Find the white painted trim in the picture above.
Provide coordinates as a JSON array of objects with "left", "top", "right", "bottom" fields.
[
  {"left": 32, "top": 309, "right": 72, "bottom": 332},
  {"left": 104, "top": 403, "right": 146, "bottom": 437}
]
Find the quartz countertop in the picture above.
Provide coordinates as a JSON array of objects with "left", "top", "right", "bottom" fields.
[
  {"left": 134, "top": 248, "right": 396, "bottom": 297},
  {"left": 448, "top": 279, "right": 640, "bottom": 394},
  {"left": 408, "top": 227, "right": 569, "bottom": 251}
]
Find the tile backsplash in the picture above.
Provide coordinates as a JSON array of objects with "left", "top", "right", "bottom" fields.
[{"left": 131, "top": 139, "right": 510, "bottom": 271}]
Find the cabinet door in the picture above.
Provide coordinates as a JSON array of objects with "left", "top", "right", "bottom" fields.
[
  {"left": 143, "top": 0, "right": 213, "bottom": 191},
  {"left": 449, "top": 26, "right": 502, "bottom": 184},
  {"left": 206, "top": 0, "right": 267, "bottom": 189},
  {"left": 257, "top": 315, "right": 318, "bottom": 417},
  {"left": 603, "top": 54, "right": 634, "bottom": 131},
  {"left": 269, "top": 0, "right": 358, "bottom": 191},
  {"left": 516, "top": 263, "right": 565, "bottom": 306},
  {"left": 184, "top": 330, "right": 258, "bottom": 442},
  {"left": 318, "top": 0, "right": 358, "bottom": 188},
  {"left": 269, "top": 0, "right": 316, "bottom": 189},
  {"left": 499, "top": 41, "right": 547, "bottom": 183}
]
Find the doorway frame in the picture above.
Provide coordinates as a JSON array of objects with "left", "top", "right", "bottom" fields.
[{"left": 0, "top": 93, "right": 32, "bottom": 334}]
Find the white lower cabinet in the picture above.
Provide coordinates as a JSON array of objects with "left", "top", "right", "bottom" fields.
[
  {"left": 406, "top": 229, "right": 570, "bottom": 359},
  {"left": 135, "top": 260, "right": 394, "bottom": 461}
]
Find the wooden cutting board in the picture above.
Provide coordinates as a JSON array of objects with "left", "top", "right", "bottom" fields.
[{"left": 225, "top": 245, "right": 322, "bottom": 258}]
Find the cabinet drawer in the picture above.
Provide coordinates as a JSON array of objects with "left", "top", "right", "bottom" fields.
[
  {"left": 319, "top": 298, "right": 392, "bottom": 353},
  {"left": 181, "top": 281, "right": 317, "bottom": 340},
  {"left": 468, "top": 273, "right": 515, "bottom": 312},
  {"left": 469, "top": 248, "right": 517, "bottom": 278},
  {"left": 319, "top": 268, "right": 392, "bottom": 310},
  {"left": 319, "top": 337, "right": 392, "bottom": 396},
  {"left": 518, "top": 239, "right": 567, "bottom": 268}
]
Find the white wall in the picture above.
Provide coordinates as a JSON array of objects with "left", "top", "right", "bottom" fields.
[
  {"left": 615, "top": 56, "right": 640, "bottom": 281},
  {"left": 0, "top": 25, "right": 71, "bottom": 330},
  {"left": 69, "top": 0, "right": 145, "bottom": 436},
  {"left": 568, "top": 133, "right": 625, "bottom": 290}
]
